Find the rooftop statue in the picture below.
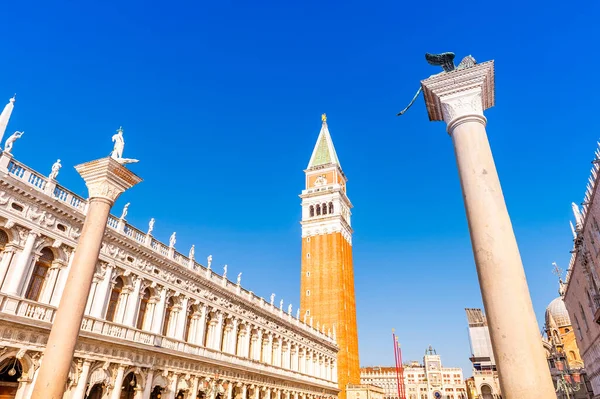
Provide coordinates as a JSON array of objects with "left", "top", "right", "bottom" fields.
[
  {"left": 237, "top": 272, "right": 242, "bottom": 285},
  {"left": 4, "top": 131, "right": 23, "bottom": 154},
  {"left": 397, "top": 52, "right": 477, "bottom": 116},
  {"left": 169, "top": 232, "right": 176, "bottom": 248},
  {"left": 49, "top": 159, "right": 62, "bottom": 180},
  {"left": 120, "top": 202, "right": 130, "bottom": 220},
  {"left": 147, "top": 218, "right": 155, "bottom": 235}
]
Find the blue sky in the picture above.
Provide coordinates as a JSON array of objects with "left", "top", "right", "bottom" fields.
[{"left": 3, "top": 0, "right": 600, "bottom": 376}]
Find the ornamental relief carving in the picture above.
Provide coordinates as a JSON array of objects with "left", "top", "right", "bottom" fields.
[
  {"left": 85, "top": 181, "right": 123, "bottom": 203},
  {"left": 0, "top": 191, "right": 10, "bottom": 206},
  {"left": 440, "top": 92, "right": 484, "bottom": 123}
]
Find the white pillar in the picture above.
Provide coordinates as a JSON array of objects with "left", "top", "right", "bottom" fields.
[
  {"left": 110, "top": 365, "right": 126, "bottom": 399},
  {"left": 230, "top": 318, "right": 239, "bottom": 354},
  {"left": 2, "top": 230, "right": 37, "bottom": 295},
  {"left": 421, "top": 60, "right": 555, "bottom": 399},
  {"left": 0, "top": 247, "right": 17, "bottom": 290},
  {"left": 195, "top": 305, "right": 207, "bottom": 346},
  {"left": 90, "top": 264, "right": 114, "bottom": 318},
  {"left": 166, "top": 374, "right": 178, "bottom": 399},
  {"left": 142, "top": 369, "right": 155, "bottom": 399},
  {"left": 38, "top": 263, "right": 61, "bottom": 304},
  {"left": 190, "top": 377, "right": 199, "bottom": 399},
  {"left": 175, "top": 297, "right": 189, "bottom": 340},
  {"left": 227, "top": 381, "right": 233, "bottom": 399},
  {"left": 151, "top": 288, "right": 168, "bottom": 334},
  {"left": 70, "top": 360, "right": 92, "bottom": 399},
  {"left": 123, "top": 276, "right": 143, "bottom": 326},
  {"left": 51, "top": 251, "right": 74, "bottom": 307},
  {"left": 215, "top": 311, "right": 224, "bottom": 350}
]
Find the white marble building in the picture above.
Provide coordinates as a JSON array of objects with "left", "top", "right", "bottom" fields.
[
  {"left": 0, "top": 97, "right": 339, "bottom": 399},
  {"left": 360, "top": 347, "right": 467, "bottom": 399}
]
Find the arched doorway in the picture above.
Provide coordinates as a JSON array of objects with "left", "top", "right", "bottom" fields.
[
  {"left": 25, "top": 247, "right": 54, "bottom": 301},
  {"left": 121, "top": 372, "right": 136, "bottom": 399},
  {"left": 176, "top": 390, "right": 187, "bottom": 399},
  {"left": 150, "top": 386, "right": 163, "bottom": 399},
  {"left": 480, "top": 384, "right": 493, "bottom": 399},
  {"left": 86, "top": 384, "right": 103, "bottom": 399},
  {"left": 0, "top": 357, "right": 22, "bottom": 399}
]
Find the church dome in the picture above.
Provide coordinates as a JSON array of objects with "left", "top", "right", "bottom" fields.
[{"left": 546, "top": 296, "right": 572, "bottom": 328}]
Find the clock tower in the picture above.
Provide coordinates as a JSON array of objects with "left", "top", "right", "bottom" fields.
[{"left": 300, "top": 114, "right": 360, "bottom": 399}]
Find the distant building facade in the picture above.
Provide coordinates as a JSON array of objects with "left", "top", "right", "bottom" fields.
[
  {"left": 346, "top": 384, "right": 384, "bottom": 399},
  {"left": 464, "top": 309, "right": 501, "bottom": 399},
  {"left": 361, "top": 347, "right": 467, "bottom": 399},
  {"left": 564, "top": 142, "right": 600, "bottom": 397}
]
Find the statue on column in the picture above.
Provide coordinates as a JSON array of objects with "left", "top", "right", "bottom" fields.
[
  {"left": 169, "top": 232, "right": 176, "bottom": 248},
  {"left": 110, "top": 127, "right": 138, "bottom": 164},
  {"left": 147, "top": 218, "right": 155, "bottom": 235},
  {"left": 237, "top": 272, "right": 242, "bottom": 285},
  {"left": 4, "top": 131, "right": 23, "bottom": 154},
  {"left": 120, "top": 202, "right": 130, "bottom": 220},
  {"left": 49, "top": 159, "right": 62, "bottom": 180}
]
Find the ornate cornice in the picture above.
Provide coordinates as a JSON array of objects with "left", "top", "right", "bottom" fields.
[{"left": 74, "top": 157, "right": 142, "bottom": 204}]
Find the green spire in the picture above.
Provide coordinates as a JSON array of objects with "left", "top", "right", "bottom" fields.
[{"left": 307, "top": 114, "right": 341, "bottom": 169}]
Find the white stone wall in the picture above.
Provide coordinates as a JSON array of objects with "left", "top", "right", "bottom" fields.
[{"left": 0, "top": 152, "right": 338, "bottom": 399}]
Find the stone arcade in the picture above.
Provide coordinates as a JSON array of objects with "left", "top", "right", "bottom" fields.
[{"left": 0, "top": 98, "right": 339, "bottom": 399}]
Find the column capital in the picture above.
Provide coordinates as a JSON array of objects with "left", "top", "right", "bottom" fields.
[
  {"left": 74, "top": 157, "right": 142, "bottom": 204},
  {"left": 421, "top": 60, "right": 495, "bottom": 130}
]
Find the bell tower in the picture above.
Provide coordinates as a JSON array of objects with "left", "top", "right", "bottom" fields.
[{"left": 299, "top": 114, "right": 360, "bottom": 398}]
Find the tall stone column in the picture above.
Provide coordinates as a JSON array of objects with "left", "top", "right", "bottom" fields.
[
  {"left": 175, "top": 296, "right": 189, "bottom": 340},
  {"left": 50, "top": 249, "right": 74, "bottom": 306},
  {"left": 151, "top": 287, "right": 167, "bottom": 334},
  {"left": 420, "top": 60, "right": 554, "bottom": 398},
  {"left": 142, "top": 369, "right": 155, "bottom": 399},
  {"left": 31, "top": 157, "right": 141, "bottom": 399},
  {"left": 195, "top": 305, "right": 207, "bottom": 346},
  {"left": 190, "top": 376, "right": 200, "bottom": 399}
]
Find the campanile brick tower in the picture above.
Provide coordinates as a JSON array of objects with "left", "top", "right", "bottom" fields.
[{"left": 300, "top": 114, "right": 360, "bottom": 399}]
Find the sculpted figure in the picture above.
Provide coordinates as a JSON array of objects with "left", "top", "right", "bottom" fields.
[
  {"left": 207, "top": 255, "right": 212, "bottom": 269},
  {"left": 4, "top": 131, "right": 23, "bottom": 154},
  {"left": 279, "top": 299, "right": 284, "bottom": 310},
  {"left": 49, "top": 159, "right": 62, "bottom": 180},
  {"left": 288, "top": 304, "right": 292, "bottom": 315},
  {"left": 270, "top": 293, "right": 275, "bottom": 306},
  {"left": 223, "top": 264, "right": 227, "bottom": 278},
  {"left": 110, "top": 127, "right": 138, "bottom": 164},
  {"left": 148, "top": 218, "right": 155, "bottom": 235},
  {"left": 169, "top": 232, "right": 176, "bottom": 248},
  {"left": 120, "top": 202, "right": 130, "bottom": 220},
  {"left": 189, "top": 245, "right": 195, "bottom": 260},
  {"left": 237, "top": 272, "right": 242, "bottom": 285}
]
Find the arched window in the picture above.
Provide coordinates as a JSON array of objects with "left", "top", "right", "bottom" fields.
[
  {"left": 309, "top": 206, "right": 314, "bottom": 217},
  {"left": 136, "top": 288, "right": 151, "bottom": 329},
  {"left": 25, "top": 247, "right": 54, "bottom": 301},
  {"left": 122, "top": 372, "right": 136, "bottom": 399},
  {"left": 0, "top": 356, "right": 23, "bottom": 398},
  {"left": 162, "top": 297, "right": 175, "bottom": 336},
  {"left": 322, "top": 203, "right": 327, "bottom": 215},
  {"left": 316, "top": 204, "right": 321, "bottom": 216},
  {"left": 580, "top": 303, "right": 590, "bottom": 331},
  {"left": 105, "top": 277, "right": 124, "bottom": 322},
  {"left": 0, "top": 230, "right": 8, "bottom": 253},
  {"left": 328, "top": 202, "right": 334, "bottom": 214}
]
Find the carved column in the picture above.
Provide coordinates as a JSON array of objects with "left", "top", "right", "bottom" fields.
[
  {"left": 70, "top": 360, "right": 92, "bottom": 399},
  {"left": 175, "top": 296, "right": 189, "bottom": 341},
  {"left": 230, "top": 318, "right": 239, "bottom": 354},
  {"left": 214, "top": 311, "right": 224, "bottom": 351},
  {"left": 38, "top": 260, "right": 62, "bottom": 304},
  {"left": 109, "top": 365, "right": 126, "bottom": 399},
  {"left": 123, "top": 276, "right": 143, "bottom": 326},
  {"left": 419, "top": 61, "right": 555, "bottom": 398},
  {"left": 142, "top": 369, "right": 155, "bottom": 399},
  {"left": 31, "top": 157, "right": 141, "bottom": 399},
  {"left": 2, "top": 229, "right": 38, "bottom": 296},
  {"left": 50, "top": 248, "right": 74, "bottom": 306},
  {"left": 151, "top": 287, "right": 168, "bottom": 334},
  {"left": 0, "top": 245, "right": 17, "bottom": 289},
  {"left": 195, "top": 304, "right": 208, "bottom": 346},
  {"left": 166, "top": 374, "right": 178, "bottom": 399},
  {"left": 190, "top": 376, "right": 200, "bottom": 399},
  {"left": 90, "top": 263, "right": 114, "bottom": 318}
]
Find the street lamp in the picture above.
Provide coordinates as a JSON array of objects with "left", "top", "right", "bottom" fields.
[{"left": 555, "top": 359, "right": 582, "bottom": 399}]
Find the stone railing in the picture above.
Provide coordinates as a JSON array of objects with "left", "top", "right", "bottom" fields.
[
  {"left": 0, "top": 152, "right": 335, "bottom": 345},
  {"left": 0, "top": 293, "right": 337, "bottom": 388}
]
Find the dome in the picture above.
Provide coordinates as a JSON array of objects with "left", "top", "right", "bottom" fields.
[{"left": 546, "top": 296, "right": 572, "bottom": 328}]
